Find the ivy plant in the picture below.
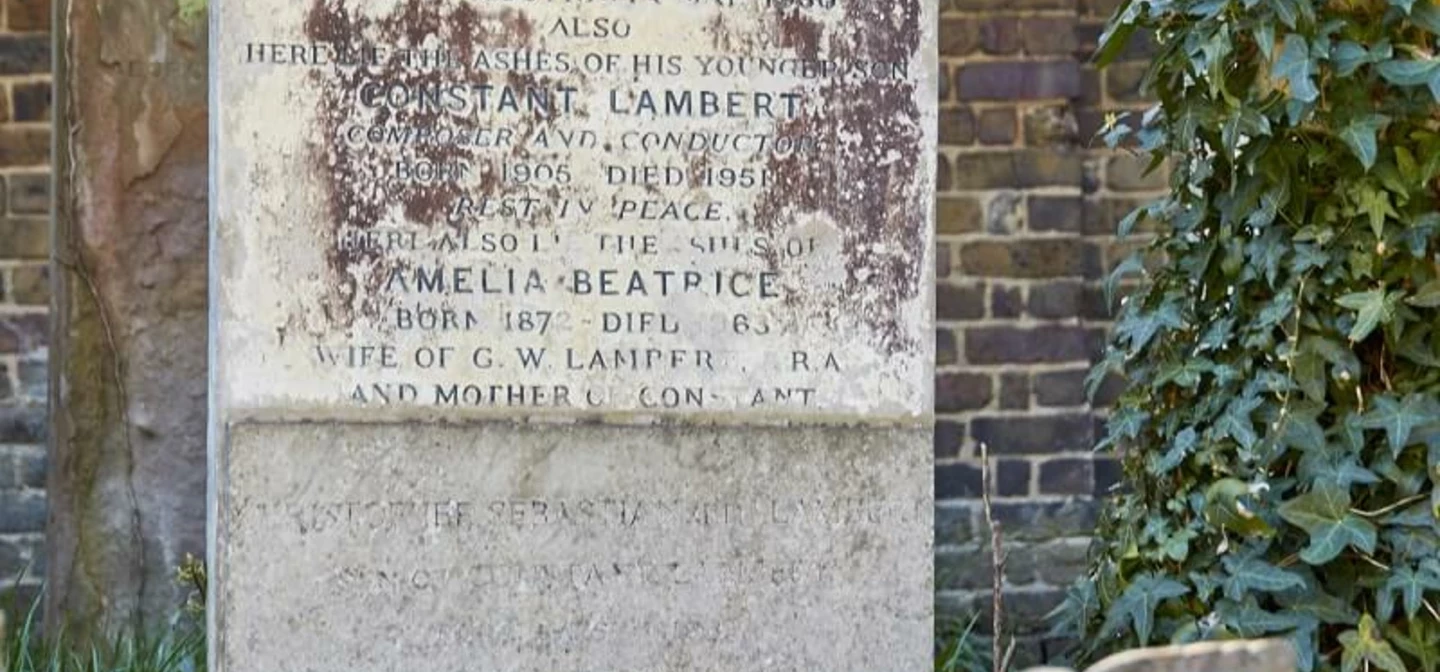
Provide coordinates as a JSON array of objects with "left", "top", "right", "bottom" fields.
[{"left": 1056, "top": 1, "right": 1440, "bottom": 670}]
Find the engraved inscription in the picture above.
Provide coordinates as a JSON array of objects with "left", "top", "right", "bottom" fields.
[{"left": 215, "top": 0, "right": 934, "bottom": 418}]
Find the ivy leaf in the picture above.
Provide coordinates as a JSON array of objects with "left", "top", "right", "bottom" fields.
[
  {"left": 1273, "top": 37, "right": 1319, "bottom": 102},
  {"left": 1221, "top": 556, "right": 1306, "bottom": 600},
  {"left": 1098, "top": 574, "right": 1189, "bottom": 646},
  {"left": 1151, "top": 426, "right": 1198, "bottom": 475},
  {"left": 1354, "top": 183, "right": 1399, "bottom": 238},
  {"left": 1408, "top": 280, "right": 1440, "bottom": 308},
  {"left": 1413, "top": 1, "right": 1440, "bottom": 35},
  {"left": 1278, "top": 484, "right": 1378, "bottom": 564},
  {"left": 1336, "top": 288, "right": 1400, "bottom": 342},
  {"left": 1215, "top": 395, "right": 1263, "bottom": 450},
  {"left": 1378, "top": 560, "right": 1440, "bottom": 619},
  {"left": 1094, "top": 0, "right": 1139, "bottom": 67},
  {"left": 1359, "top": 393, "right": 1440, "bottom": 454},
  {"left": 1339, "top": 115, "right": 1388, "bottom": 170},
  {"left": 1376, "top": 58, "right": 1440, "bottom": 101},
  {"left": 1339, "top": 614, "right": 1407, "bottom": 672},
  {"left": 1389, "top": 618, "right": 1440, "bottom": 672},
  {"left": 1104, "top": 253, "right": 1146, "bottom": 309},
  {"left": 1333, "top": 41, "right": 1372, "bottom": 76},
  {"left": 1216, "top": 596, "right": 1310, "bottom": 636}
]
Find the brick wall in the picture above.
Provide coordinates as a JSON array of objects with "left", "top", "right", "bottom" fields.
[
  {"left": 0, "top": 0, "right": 49, "bottom": 601},
  {"left": 932, "top": 0, "right": 1160, "bottom": 661}
]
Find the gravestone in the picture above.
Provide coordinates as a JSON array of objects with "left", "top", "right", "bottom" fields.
[{"left": 210, "top": 1, "right": 936, "bottom": 670}]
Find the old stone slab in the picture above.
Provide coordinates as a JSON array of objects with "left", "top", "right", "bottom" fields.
[
  {"left": 213, "top": 0, "right": 937, "bottom": 421},
  {"left": 211, "top": 0, "right": 936, "bottom": 668},
  {"left": 217, "top": 422, "right": 932, "bottom": 672}
]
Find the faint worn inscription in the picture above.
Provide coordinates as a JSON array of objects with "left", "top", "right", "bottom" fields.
[{"left": 216, "top": 0, "right": 934, "bottom": 418}]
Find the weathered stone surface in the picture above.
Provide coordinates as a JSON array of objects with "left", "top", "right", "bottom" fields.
[
  {"left": 218, "top": 422, "right": 932, "bottom": 672},
  {"left": 211, "top": 0, "right": 936, "bottom": 668},
  {"left": 214, "top": 0, "right": 936, "bottom": 420},
  {"left": 49, "top": 0, "right": 209, "bottom": 637}
]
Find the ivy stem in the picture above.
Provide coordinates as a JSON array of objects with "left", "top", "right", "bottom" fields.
[{"left": 1350, "top": 493, "right": 1428, "bottom": 518}]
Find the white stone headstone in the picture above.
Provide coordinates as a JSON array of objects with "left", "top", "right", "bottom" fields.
[{"left": 210, "top": 0, "right": 936, "bottom": 669}]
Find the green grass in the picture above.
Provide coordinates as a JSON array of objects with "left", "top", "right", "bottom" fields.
[
  {"left": 2, "top": 588, "right": 204, "bottom": 672},
  {"left": 935, "top": 612, "right": 992, "bottom": 672}
]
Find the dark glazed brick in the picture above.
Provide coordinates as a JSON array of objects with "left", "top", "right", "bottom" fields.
[
  {"left": 960, "top": 241, "right": 1101, "bottom": 278},
  {"left": 977, "top": 108, "right": 1017, "bottom": 145},
  {"left": 10, "top": 265, "right": 47, "bottom": 305},
  {"left": 940, "top": 18, "right": 981, "bottom": 57},
  {"left": 937, "top": 242, "right": 952, "bottom": 279},
  {"left": 939, "top": 62, "right": 952, "bottom": 102},
  {"left": 1034, "top": 369, "right": 1089, "bottom": 407},
  {"left": 12, "top": 82, "right": 50, "bottom": 122},
  {"left": 1028, "top": 282, "right": 1085, "bottom": 319},
  {"left": 936, "top": 549, "right": 993, "bottom": 590},
  {"left": 0, "top": 406, "right": 44, "bottom": 443},
  {"left": 1040, "top": 458, "right": 1095, "bottom": 495},
  {"left": 997, "top": 459, "right": 1031, "bottom": 497},
  {"left": 972, "top": 415, "right": 1097, "bottom": 455},
  {"left": 990, "top": 499, "right": 1099, "bottom": 541},
  {"left": 979, "top": 18, "right": 1021, "bottom": 55},
  {"left": 1105, "top": 61, "right": 1149, "bottom": 103},
  {"left": 1107, "top": 155, "right": 1169, "bottom": 191},
  {"left": 935, "top": 504, "right": 978, "bottom": 545},
  {"left": 1028, "top": 195, "right": 1083, "bottom": 233},
  {"left": 6, "top": 0, "right": 51, "bottom": 31},
  {"left": 935, "top": 420, "right": 965, "bottom": 459},
  {"left": 7, "top": 172, "right": 48, "bottom": 214},
  {"left": 1092, "top": 370, "right": 1129, "bottom": 407},
  {"left": 17, "top": 446, "right": 45, "bottom": 488},
  {"left": 0, "top": 218, "right": 48, "bottom": 258},
  {"left": 938, "top": 283, "right": 986, "bottom": 321},
  {"left": 937, "top": 196, "right": 981, "bottom": 234},
  {"left": 999, "top": 372, "right": 1030, "bottom": 410},
  {"left": 0, "top": 315, "right": 46, "bottom": 354},
  {"left": 937, "top": 462, "right": 984, "bottom": 499},
  {"left": 0, "top": 128, "right": 48, "bottom": 167},
  {"left": 17, "top": 360, "right": 44, "bottom": 400},
  {"left": 958, "top": 61, "right": 1081, "bottom": 101},
  {"left": 990, "top": 285, "right": 1023, "bottom": 319},
  {"left": 965, "top": 589, "right": 1069, "bottom": 635},
  {"left": 1094, "top": 457, "right": 1124, "bottom": 495},
  {"left": 939, "top": 107, "right": 976, "bottom": 146},
  {"left": 1082, "top": 197, "right": 1149, "bottom": 236},
  {"left": 985, "top": 192, "right": 1022, "bottom": 234},
  {"left": 0, "top": 363, "right": 11, "bottom": 401},
  {"left": 1020, "top": 18, "right": 1078, "bottom": 56},
  {"left": 956, "top": 0, "right": 1073, "bottom": 10},
  {"left": 1024, "top": 106, "right": 1080, "bottom": 148},
  {"left": 966, "top": 326, "right": 1103, "bottom": 364},
  {"left": 937, "top": 329, "right": 958, "bottom": 366},
  {"left": 937, "top": 152, "right": 953, "bottom": 192},
  {"left": 936, "top": 373, "right": 993, "bottom": 413},
  {"left": 0, "top": 35, "right": 49, "bottom": 75},
  {"left": 1007, "top": 540, "right": 1091, "bottom": 586},
  {"left": 1081, "top": 0, "right": 1127, "bottom": 17},
  {"left": 1077, "top": 66, "right": 1103, "bottom": 107},
  {"left": 0, "top": 492, "right": 45, "bottom": 533},
  {"left": 951, "top": 151, "right": 1084, "bottom": 189}
]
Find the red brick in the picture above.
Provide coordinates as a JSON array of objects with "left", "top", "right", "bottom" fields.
[{"left": 6, "top": 0, "right": 50, "bottom": 32}]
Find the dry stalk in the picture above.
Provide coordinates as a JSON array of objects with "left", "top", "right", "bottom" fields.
[{"left": 979, "top": 443, "right": 1015, "bottom": 672}]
